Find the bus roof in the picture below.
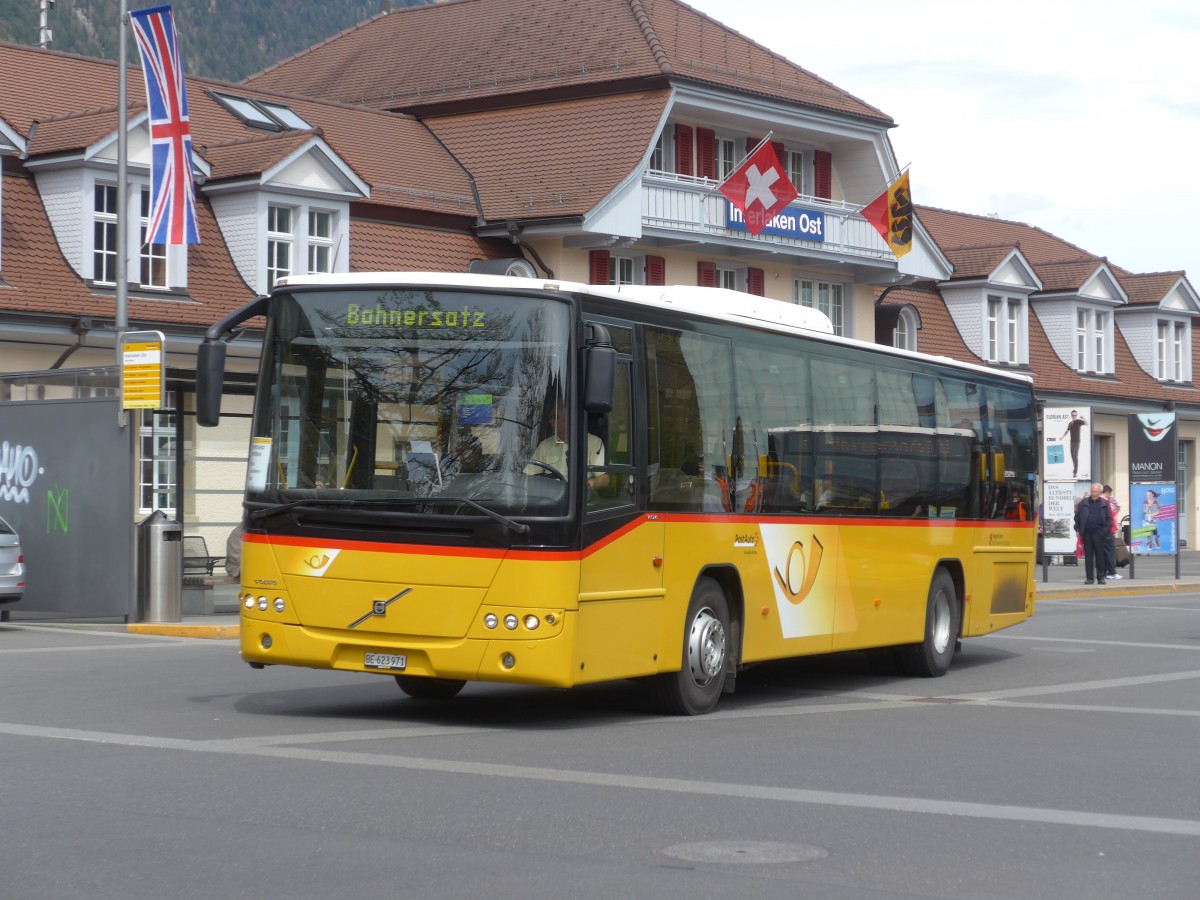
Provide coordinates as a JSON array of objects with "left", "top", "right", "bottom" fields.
[{"left": 275, "top": 271, "right": 1032, "bottom": 386}]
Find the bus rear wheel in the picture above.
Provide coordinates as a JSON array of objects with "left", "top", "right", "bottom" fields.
[
  {"left": 394, "top": 675, "right": 467, "bottom": 699},
  {"left": 653, "top": 577, "right": 729, "bottom": 715},
  {"left": 902, "top": 569, "right": 960, "bottom": 677}
]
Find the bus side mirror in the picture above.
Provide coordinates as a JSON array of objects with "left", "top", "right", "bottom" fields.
[
  {"left": 196, "top": 339, "right": 227, "bottom": 427},
  {"left": 583, "top": 323, "right": 615, "bottom": 413}
]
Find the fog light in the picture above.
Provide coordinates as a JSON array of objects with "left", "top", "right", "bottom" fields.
[
  {"left": 273, "top": 598, "right": 286, "bottom": 612},
  {"left": 501, "top": 653, "right": 515, "bottom": 669},
  {"left": 261, "top": 634, "right": 273, "bottom": 649},
  {"left": 484, "top": 613, "right": 498, "bottom": 629},
  {"left": 244, "top": 597, "right": 254, "bottom": 609},
  {"left": 524, "top": 615, "right": 540, "bottom": 630},
  {"left": 504, "top": 614, "right": 518, "bottom": 630},
  {"left": 257, "top": 597, "right": 269, "bottom": 611}
]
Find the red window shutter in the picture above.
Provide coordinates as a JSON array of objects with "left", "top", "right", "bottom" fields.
[
  {"left": 813, "top": 150, "right": 832, "bottom": 199},
  {"left": 645, "top": 255, "right": 666, "bottom": 286},
  {"left": 748, "top": 268, "right": 765, "bottom": 296},
  {"left": 696, "top": 128, "right": 716, "bottom": 180},
  {"left": 772, "top": 141, "right": 785, "bottom": 162},
  {"left": 746, "top": 136, "right": 759, "bottom": 154},
  {"left": 674, "top": 124, "right": 694, "bottom": 177},
  {"left": 697, "top": 261, "right": 716, "bottom": 288},
  {"left": 589, "top": 250, "right": 611, "bottom": 285}
]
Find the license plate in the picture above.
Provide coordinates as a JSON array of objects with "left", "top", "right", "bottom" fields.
[{"left": 364, "top": 652, "right": 407, "bottom": 671}]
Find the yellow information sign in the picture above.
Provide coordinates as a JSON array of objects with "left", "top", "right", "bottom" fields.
[{"left": 121, "top": 332, "right": 165, "bottom": 410}]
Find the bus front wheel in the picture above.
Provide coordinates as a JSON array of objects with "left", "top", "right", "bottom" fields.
[
  {"left": 653, "top": 577, "right": 729, "bottom": 715},
  {"left": 395, "top": 675, "right": 467, "bottom": 699},
  {"left": 902, "top": 569, "right": 960, "bottom": 677}
]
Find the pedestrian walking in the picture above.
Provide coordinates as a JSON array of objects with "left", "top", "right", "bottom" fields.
[
  {"left": 1074, "top": 482, "right": 1113, "bottom": 585},
  {"left": 1102, "top": 484, "right": 1122, "bottom": 580}
]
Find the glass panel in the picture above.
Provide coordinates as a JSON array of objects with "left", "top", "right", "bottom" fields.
[
  {"left": 250, "top": 289, "right": 574, "bottom": 518},
  {"left": 645, "top": 327, "right": 734, "bottom": 512}
]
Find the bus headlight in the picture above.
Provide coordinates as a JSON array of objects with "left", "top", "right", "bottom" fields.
[
  {"left": 504, "top": 614, "right": 518, "bottom": 630},
  {"left": 524, "top": 615, "right": 540, "bottom": 631},
  {"left": 257, "top": 597, "right": 269, "bottom": 611},
  {"left": 484, "top": 613, "right": 498, "bottom": 629},
  {"left": 273, "top": 598, "right": 286, "bottom": 613}
]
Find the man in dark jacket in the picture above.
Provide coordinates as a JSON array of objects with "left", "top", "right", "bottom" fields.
[{"left": 1074, "top": 483, "right": 1113, "bottom": 585}]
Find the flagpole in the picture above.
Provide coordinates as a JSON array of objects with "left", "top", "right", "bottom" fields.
[
  {"left": 115, "top": 0, "right": 130, "bottom": 432},
  {"left": 850, "top": 163, "right": 911, "bottom": 216},
  {"left": 703, "top": 131, "right": 774, "bottom": 198}
]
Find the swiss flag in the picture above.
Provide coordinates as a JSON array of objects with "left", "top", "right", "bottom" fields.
[{"left": 718, "top": 142, "right": 798, "bottom": 236}]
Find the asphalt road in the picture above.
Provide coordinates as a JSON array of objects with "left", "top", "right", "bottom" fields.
[{"left": 3, "top": 591, "right": 1199, "bottom": 900}]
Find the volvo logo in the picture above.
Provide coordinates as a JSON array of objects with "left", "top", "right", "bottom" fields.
[{"left": 347, "top": 588, "right": 412, "bottom": 629}]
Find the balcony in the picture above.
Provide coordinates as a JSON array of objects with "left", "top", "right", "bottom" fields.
[{"left": 641, "top": 171, "right": 894, "bottom": 267}]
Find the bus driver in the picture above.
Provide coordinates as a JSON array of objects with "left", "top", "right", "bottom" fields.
[{"left": 525, "top": 400, "right": 609, "bottom": 491}]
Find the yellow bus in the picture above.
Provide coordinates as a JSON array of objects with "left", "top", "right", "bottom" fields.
[{"left": 197, "top": 273, "right": 1037, "bottom": 714}]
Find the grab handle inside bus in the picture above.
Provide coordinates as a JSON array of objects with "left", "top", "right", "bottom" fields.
[{"left": 583, "top": 322, "right": 615, "bottom": 413}]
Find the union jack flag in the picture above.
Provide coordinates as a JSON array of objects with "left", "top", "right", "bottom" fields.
[{"left": 129, "top": 5, "right": 198, "bottom": 245}]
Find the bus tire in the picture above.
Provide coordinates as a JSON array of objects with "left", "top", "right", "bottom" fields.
[
  {"left": 394, "top": 675, "right": 467, "bottom": 699},
  {"left": 653, "top": 577, "right": 729, "bottom": 715},
  {"left": 902, "top": 569, "right": 960, "bottom": 678}
]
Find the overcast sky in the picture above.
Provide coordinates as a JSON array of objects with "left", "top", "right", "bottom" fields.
[{"left": 687, "top": 0, "right": 1200, "bottom": 286}]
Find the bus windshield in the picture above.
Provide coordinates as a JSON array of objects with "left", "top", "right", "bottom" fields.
[{"left": 246, "top": 287, "right": 574, "bottom": 519}]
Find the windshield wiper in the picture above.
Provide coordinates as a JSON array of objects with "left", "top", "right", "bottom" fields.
[{"left": 247, "top": 495, "right": 529, "bottom": 535}]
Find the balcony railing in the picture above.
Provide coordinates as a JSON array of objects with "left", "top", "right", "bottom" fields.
[{"left": 641, "top": 171, "right": 892, "bottom": 263}]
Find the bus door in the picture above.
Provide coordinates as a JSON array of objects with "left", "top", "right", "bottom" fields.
[{"left": 576, "top": 323, "right": 664, "bottom": 681}]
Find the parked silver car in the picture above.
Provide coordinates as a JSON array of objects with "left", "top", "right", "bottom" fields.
[{"left": 0, "top": 514, "right": 25, "bottom": 607}]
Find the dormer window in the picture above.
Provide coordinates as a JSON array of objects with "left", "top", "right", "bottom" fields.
[
  {"left": 986, "top": 294, "right": 1026, "bottom": 365},
  {"left": 1074, "top": 306, "right": 1112, "bottom": 374},
  {"left": 1156, "top": 319, "right": 1190, "bottom": 383}
]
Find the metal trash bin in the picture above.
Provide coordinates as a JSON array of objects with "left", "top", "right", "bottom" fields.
[{"left": 138, "top": 510, "right": 182, "bottom": 623}]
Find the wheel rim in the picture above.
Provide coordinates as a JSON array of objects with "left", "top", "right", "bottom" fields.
[
  {"left": 931, "top": 589, "right": 952, "bottom": 655},
  {"left": 687, "top": 606, "right": 726, "bottom": 686}
]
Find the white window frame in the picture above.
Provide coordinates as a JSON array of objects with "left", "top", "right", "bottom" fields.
[
  {"left": 1073, "top": 305, "right": 1113, "bottom": 374},
  {"left": 93, "top": 183, "right": 118, "bottom": 284},
  {"left": 307, "top": 209, "right": 334, "bottom": 274},
  {"left": 139, "top": 187, "right": 169, "bottom": 289},
  {"left": 985, "top": 293, "right": 1026, "bottom": 365},
  {"left": 650, "top": 131, "right": 667, "bottom": 173},
  {"left": 267, "top": 203, "right": 294, "bottom": 290},
  {"left": 786, "top": 149, "right": 806, "bottom": 196},
  {"left": 893, "top": 307, "right": 918, "bottom": 351},
  {"left": 138, "top": 410, "right": 177, "bottom": 515},
  {"left": 715, "top": 136, "right": 738, "bottom": 182},
  {"left": 793, "top": 276, "right": 847, "bottom": 336},
  {"left": 609, "top": 254, "right": 635, "bottom": 286},
  {"left": 1156, "top": 318, "right": 1191, "bottom": 383}
]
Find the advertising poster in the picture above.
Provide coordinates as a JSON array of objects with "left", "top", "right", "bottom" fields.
[
  {"left": 1128, "top": 412, "right": 1176, "bottom": 482},
  {"left": 1043, "top": 406, "right": 1091, "bottom": 482},
  {"left": 1043, "top": 481, "right": 1090, "bottom": 554},
  {"left": 1130, "top": 482, "right": 1176, "bottom": 555}
]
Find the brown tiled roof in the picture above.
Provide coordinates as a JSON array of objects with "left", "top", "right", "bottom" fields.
[
  {"left": 424, "top": 90, "right": 671, "bottom": 220},
  {"left": 26, "top": 106, "right": 141, "bottom": 156},
  {"left": 940, "top": 243, "right": 1019, "bottom": 280},
  {"left": 1117, "top": 271, "right": 1190, "bottom": 307},
  {"left": 880, "top": 280, "right": 1200, "bottom": 408},
  {"left": 917, "top": 205, "right": 1095, "bottom": 267},
  {"left": 0, "top": 42, "right": 478, "bottom": 219},
  {"left": 0, "top": 171, "right": 253, "bottom": 328},
  {"left": 349, "top": 220, "right": 514, "bottom": 271},
  {"left": 246, "top": 0, "right": 890, "bottom": 123},
  {"left": 1034, "top": 258, "right": 1110, "bottom": 294},
  {"left": 200, "top": 131, "right": 318, "bottom": 182}
]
